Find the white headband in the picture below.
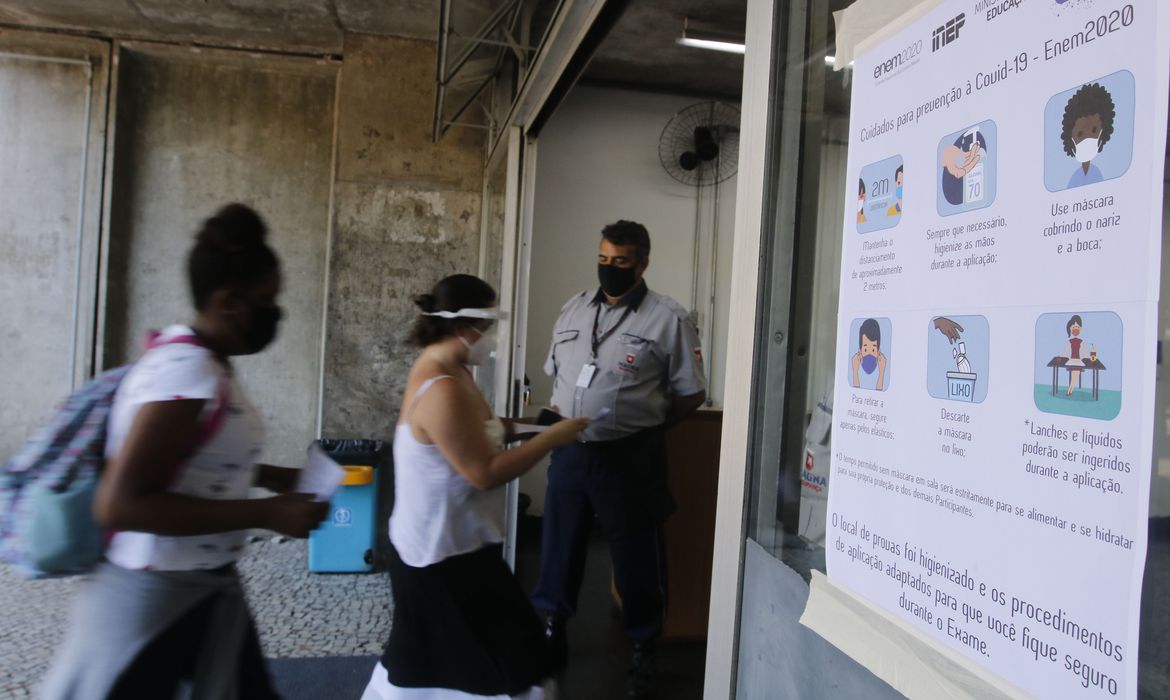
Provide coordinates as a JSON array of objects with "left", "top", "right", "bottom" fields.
[{"left": 421, "top": 307, "right": 508, "bottom": 320}]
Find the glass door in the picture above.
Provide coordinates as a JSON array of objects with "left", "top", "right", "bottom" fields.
[
  {"left": 728, "top": 1, "right": 904, "bottom": 696},
  {"left": 478, "top": 125, "right": 526, "bottom": 566}
]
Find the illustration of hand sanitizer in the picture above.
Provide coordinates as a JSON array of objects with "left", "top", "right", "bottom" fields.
[
  {"left": 953, "top": 342, "right": 973, "bottom": 374},
  {"left": 963, "top": 126, "right": 985, "bottom": 205}
]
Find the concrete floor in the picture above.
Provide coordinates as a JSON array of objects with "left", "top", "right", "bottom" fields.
[
  {"left": 0, "top": 519, "right": 704, "bottom": 700},
  {"left": 0, "top": 537, "right": 393, "bottom": 697}
]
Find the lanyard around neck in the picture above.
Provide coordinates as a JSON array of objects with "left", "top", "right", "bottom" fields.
[{"left": 591, "top": 302, "right": 635, "bottom": 361}]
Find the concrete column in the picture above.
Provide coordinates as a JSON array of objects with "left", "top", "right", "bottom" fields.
[{"left": 322, "top": 34, "right": 485, "bottom": 440}]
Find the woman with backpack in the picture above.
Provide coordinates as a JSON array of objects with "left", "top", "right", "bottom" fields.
[
  {"left": 361, "top": 274, "right": 589, "bottom": 699},
  {"left": 42, "top": 203, "right": 328, "bottom": 699}
]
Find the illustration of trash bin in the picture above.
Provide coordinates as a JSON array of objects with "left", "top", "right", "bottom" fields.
[{"left": 946, "top": 371, "right": 978, "bottom": 403}]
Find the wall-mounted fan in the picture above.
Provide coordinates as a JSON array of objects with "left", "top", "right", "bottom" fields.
[{"left": 658, "top": 101, "right": 741, "bottom": 186}]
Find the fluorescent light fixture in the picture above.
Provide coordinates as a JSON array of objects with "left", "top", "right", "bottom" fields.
[
  {"left": 677, "top": 36, "right": 745, "bottom": 54},
  {"left": 677, "top": 18, "right": 745, "bottom": 55}
]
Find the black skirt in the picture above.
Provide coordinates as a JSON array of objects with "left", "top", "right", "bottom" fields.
[{"left": 382, "top": 543, "right": 551, "bottom": 696}]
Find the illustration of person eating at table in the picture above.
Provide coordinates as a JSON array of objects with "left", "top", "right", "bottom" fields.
[{"left": 1034, "top": 311, "right": 1122, "bottom": 421}]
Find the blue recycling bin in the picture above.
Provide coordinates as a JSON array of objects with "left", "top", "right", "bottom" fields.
[{"left": 309, "top": 465, "right": 379, "bottom": 573}]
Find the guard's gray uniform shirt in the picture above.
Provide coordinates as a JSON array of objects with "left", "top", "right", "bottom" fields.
[{"left": 545, "top": 283, "right": 706, "bottom": 442}]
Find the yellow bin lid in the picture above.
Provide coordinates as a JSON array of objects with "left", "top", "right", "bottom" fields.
[{"left": 340, "top": 465, "right": 375, "bottom": 486}]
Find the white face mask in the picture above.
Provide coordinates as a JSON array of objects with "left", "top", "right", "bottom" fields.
[
  {"left": 857, "top": 198, "right": 865, "bottom": 212},
  {"left": 460, "top": 326, "right": 497, "bottom": 366},
  {"left": 1075, "top": 137, "right": 1100, "bottom": 163}
]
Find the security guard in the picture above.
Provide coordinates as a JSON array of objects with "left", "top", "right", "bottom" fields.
[{"left": 531, "top": 220, "right": 706, "bottom": 699}]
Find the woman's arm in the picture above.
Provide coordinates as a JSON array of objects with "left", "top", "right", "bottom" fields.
[
  {"left": 255, "top": 464, "right": 300, "bottom": 493},
  {"left": 415, "top": 381, "right": 588, "bottom": 491},
  {"left": 94, "top": 401, "right": 326, "bottom": 537}
]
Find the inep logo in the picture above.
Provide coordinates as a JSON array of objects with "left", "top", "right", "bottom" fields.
[{"left": 932, "top": 13, "right": 966, "bottom": 51}]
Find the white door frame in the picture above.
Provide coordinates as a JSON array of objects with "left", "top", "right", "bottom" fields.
[
  {"left": 478, "top": 125, "right": 526, "bottom": 567},
  {"left": 703, "top": 0, "right": 778, "bottom": 696}
]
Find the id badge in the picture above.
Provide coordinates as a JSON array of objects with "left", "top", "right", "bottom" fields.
[{"left": 576, "top": 363, "right": 597, "bottom": 388}]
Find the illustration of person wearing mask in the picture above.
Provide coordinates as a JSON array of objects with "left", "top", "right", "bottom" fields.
[
  {"left": 940, "top": 127, "right": 986, "bottom": 206},
  {"left": 857, "top": 178, "right": 867, "bottom": 224},
  {"left": 1061, "top": 83, "right": 1115, "bottom": 189},
  {"left": 851, "top": 318, "right": 887, "bottom": 391},
  {"left": 886, "top": 165, "right": 904, "bottom": 217}
]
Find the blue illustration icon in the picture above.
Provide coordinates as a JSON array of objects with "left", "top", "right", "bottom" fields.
[
  {"left": 1043, "top": 70, "right": 1134, "bottom": 192},
  {"left": 1033, "top": 311, "right": 1123, "bottom": 421},
  {"left": 856, "top": 155, "right": 904, "bottom": 234},
  {"left": 937, "top": 120, "right": 998, "bottom": 217},
  {"left": 927, "top": 315, "right": 990, "bottom": 404},
  {"left": 847, "top": 317, "right": 892, "bottom": 392}
]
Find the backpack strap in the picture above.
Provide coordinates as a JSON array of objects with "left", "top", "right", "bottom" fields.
[{"left": 142, "top": 331, "right": 234, "bottom": 464}]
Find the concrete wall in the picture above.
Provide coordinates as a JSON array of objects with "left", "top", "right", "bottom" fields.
[
  {"left": 103, "top": 44, "right": 338, "bottom": 467},
  {"left": 321, "top": 34, "right": 486, "bottom": 440},
  {"left": 0, "top": 32, "right": 108, "bottom": 460}
]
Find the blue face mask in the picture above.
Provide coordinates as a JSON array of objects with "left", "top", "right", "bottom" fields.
[
  {"left": 896, "top": 186, "right": 903, "bottom": 199},
  {"left": 861, "top": 354, "right": 878, "bottom": 374}
]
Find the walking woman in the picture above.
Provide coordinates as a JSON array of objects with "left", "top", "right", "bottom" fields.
[
  {"left": 362, "top": 274, "right": 589, "bottom": 699},
  {"left": 42, "top": 204, "right": 328, "bottom": 699}
]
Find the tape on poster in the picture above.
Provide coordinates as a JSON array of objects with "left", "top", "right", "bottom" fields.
[
  {"left": 799, "top": 571, "right": 1035, "bottom": 700},
  {"left": 832, "top": 0, "right": 942, "bottom": 71}
]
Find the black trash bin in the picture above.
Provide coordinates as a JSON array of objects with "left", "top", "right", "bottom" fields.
[{"left": 307, "top": 439, "right": 391, "bottom": 572}]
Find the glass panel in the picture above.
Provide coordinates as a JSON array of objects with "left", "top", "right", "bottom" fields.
[
  {"left": 743, "top": 0, "right": 850, "bottom": 574},
  {"left": 477, "top": 147, "right": 509, "bottom": 406}
]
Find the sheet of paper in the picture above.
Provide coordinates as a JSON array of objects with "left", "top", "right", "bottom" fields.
[{"left": 297, "top": 443, "right": 346, "bottom": 502}]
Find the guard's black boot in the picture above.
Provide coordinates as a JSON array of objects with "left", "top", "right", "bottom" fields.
[
  {"left": 545, "top": 614, "right": 568, "bottom": 673},
  {"left": 626, "top": 640, "right": 658, "bottom": 699}
]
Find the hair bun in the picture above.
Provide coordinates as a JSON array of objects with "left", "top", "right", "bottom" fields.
[
  {"left": 414, "top": 293, "right": 437, "bottom": 313},
  {"left": 196, "top": 203, "right": 268, "bottom": 252}
]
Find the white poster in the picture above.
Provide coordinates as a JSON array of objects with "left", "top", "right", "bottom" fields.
[{"left": 825, "top": 1, "right": 1170, "bottom": 698}]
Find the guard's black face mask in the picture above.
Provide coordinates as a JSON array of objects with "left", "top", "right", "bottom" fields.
[{"left": 598, "top": 263, "right": 638, "bottom": 298}]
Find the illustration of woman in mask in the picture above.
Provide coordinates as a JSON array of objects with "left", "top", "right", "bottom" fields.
[
  {"left": 1062, "top": 314, "right": 1093, "bottom": 396},
  {"left": 851, "top": 318, "right": 887, "bottom": 391},
  {"left": 1061, "top": 82, "right": 1115, "bottom": 189},
  {"left": 857, "top": 178, "right": 867, "bottom": 224}
]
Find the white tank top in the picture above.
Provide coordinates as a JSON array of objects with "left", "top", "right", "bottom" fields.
[{"left": 389, "top": 376, "right": 508, "bottom": 568}]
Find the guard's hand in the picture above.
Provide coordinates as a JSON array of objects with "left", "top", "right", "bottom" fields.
[
  {"left": 263, "top": 493, "right": 330, "bottom": 538},
  {"left": 545, "top": 417, "right": 592, "bottom": 447}
]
